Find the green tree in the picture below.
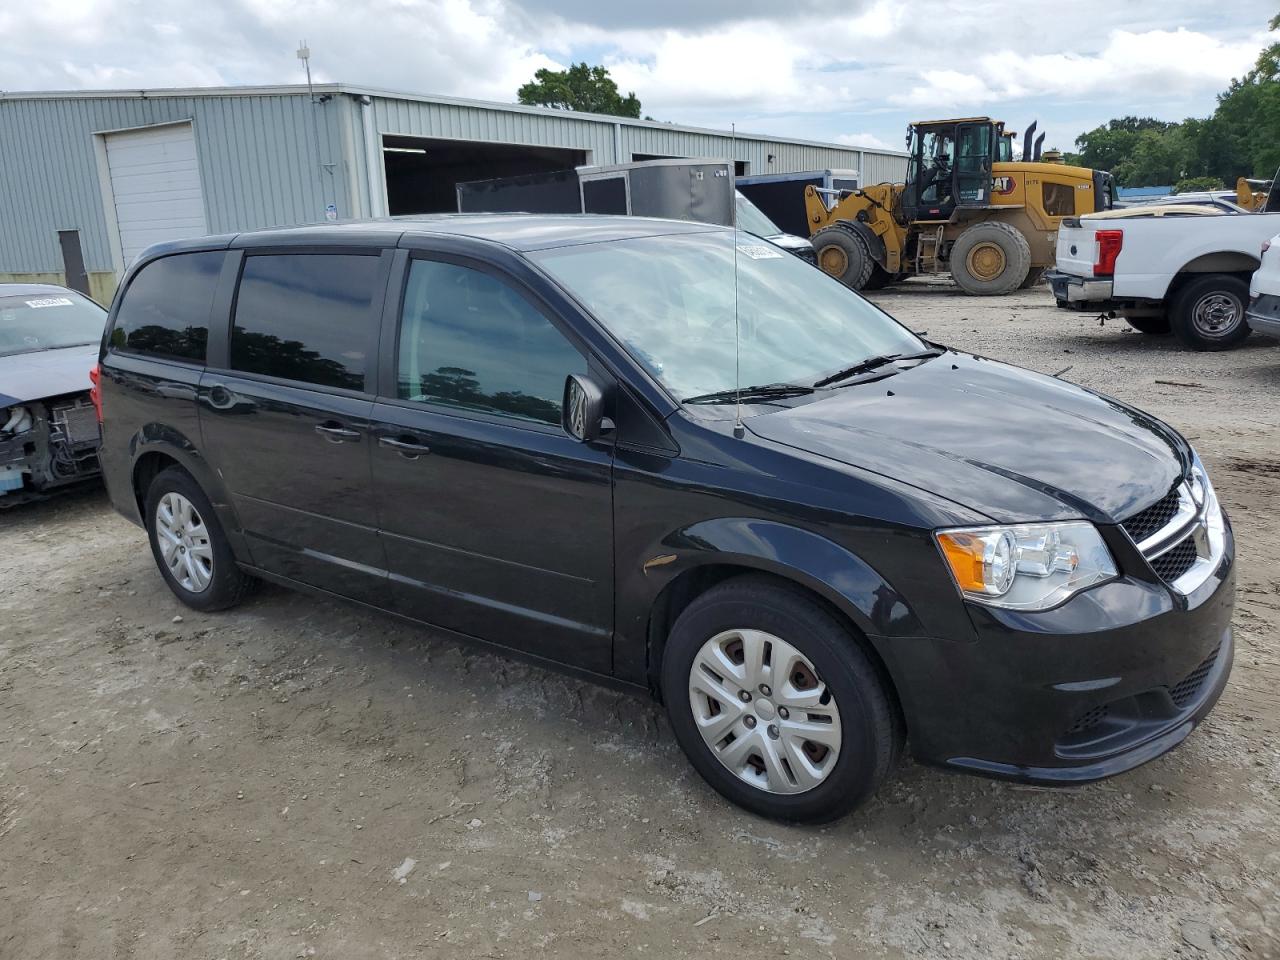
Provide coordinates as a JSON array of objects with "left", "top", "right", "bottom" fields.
[
  {"left": 518, "top": 63, "right": 642, "bottom": 118},
  {"left": 1173, "top": 176, "right": 1226, "bottom": 193},
  {"left": 1073, "top": 117, "right": 1174, "bottom": 177}
]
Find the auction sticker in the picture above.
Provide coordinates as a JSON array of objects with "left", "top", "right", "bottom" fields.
[
  {"left": 736, "top": 243, "right": 783, "bottom": 259},
  {"left": 25, "top": 297, "right": 73, "bottom": 308}
]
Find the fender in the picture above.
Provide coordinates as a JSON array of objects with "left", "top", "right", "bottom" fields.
[
  {"left": 837, "top": 219, "right": 889, "bottom": 269},
  {"left": 620, "top": 516, "right": 927, "bottom": 687},
  {"left": 125, "top": 423, "right": 251, "bottom": 561}
]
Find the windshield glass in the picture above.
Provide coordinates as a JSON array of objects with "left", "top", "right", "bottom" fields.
[
  {"left": 0, "top": 291, "right": 107, "bottom": 358},
  {"left": 734, "top": 192, "right": 782, "bottom": 238},
  {"left": 533, "top": 230, "right": 924, "bottom": 402}
]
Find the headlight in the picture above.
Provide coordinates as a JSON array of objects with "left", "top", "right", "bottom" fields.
[{"left": 936, "top": 521, "right": 1118, "bottom": 610}]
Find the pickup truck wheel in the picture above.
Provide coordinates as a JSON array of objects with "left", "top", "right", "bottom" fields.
[
  {"left": 661, "top": 574, "right": 901, "bottom": 823},
  {"left": 950, "top": 222, "right": 1032, "bottom": 295},
  {"left": 1171, "top": 274, "right": 1251, "bottom": 350},
  {"left": 1123, "top": 313, "right": 1171, "bottom": 334},
  {"left": 812, "top": 226, "right": 875, "bottom": 290}
]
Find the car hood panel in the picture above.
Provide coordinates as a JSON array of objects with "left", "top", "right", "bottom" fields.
[
  {"left": 0, "top": 344, "right": 98, "bottom": 406},
  {"left": 746, "top": 353, "right": 1188, "bottom": 523}
]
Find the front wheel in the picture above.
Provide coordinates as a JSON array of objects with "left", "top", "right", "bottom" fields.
[
  {"left": 811, "top": 226, "right": 875, "bottom": 290},
  {"left": 1170, "top": 274, "right": 1251, "bottom": 350},
  {"left": 661, "top": 575, "right": 901, "bottom": 823}
]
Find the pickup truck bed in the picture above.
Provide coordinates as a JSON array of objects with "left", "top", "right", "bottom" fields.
[{"left": 1047, "top": 207, "right": 1280, "bottom": 349}]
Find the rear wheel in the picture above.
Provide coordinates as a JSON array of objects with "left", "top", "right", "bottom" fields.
[
  {"left": 811, "top": 226, "right": 875, "bottom": 290},
  {"left": 145, "top": 467, "right": 257, "bottom": 611},
  {"left": 1170, "top": 274, "right": 1251, "bottom": 350},
  {"left": 661, "top": 575, "right": 901, "bottom": 823},
  {"left": 950, "top": 221, "right": 1032, "bottom": 295}
]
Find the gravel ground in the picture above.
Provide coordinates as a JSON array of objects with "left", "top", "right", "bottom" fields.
[{"left": 2, "top": 279, "right": 1278, "bottom": 959}]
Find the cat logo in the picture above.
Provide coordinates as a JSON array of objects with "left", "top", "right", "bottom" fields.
[{"left": 993, "top": 176, "right": 1016, "bottom": 195}]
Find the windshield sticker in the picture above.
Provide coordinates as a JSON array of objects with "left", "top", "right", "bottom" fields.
[
  {"left": 736, "top": 243, "right": 783, "bottom": 260},
  {"left": 25, "top": 297, "right": 74, "bottom": 309}
]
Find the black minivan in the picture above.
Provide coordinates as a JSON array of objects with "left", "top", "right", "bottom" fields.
[{"left": 96, "top": 215, "right": 1234, "bottom": 822}]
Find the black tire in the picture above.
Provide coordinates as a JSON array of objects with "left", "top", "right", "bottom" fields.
[
  {"left": 862, "top": 264, "right": 895, "bottom": 290},
  {"left": 950, "top": 221, "right": 1032, "bottom": 295},
  {"left": 1123, "top": 313, "right": 1171, "bottom": 335},
  {"left": 811, "top": 225, "right": 875, "bottom": 290},
  {"left": 1170, "top": 274, "right": 1252, "bottom": 350},
  {"left": 144, "top": 466, "right": 257, "bottom": 611},
  {"left": 1018, "top": 267, "right": 1046, "bottom": 289},
  {"left": 660, "top": 574, "right": 901, "bottom": 823}
]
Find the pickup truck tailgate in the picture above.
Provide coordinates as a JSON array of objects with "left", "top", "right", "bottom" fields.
[{"left": 1055, "top": 218, "right": 1098, "bottom": 278}]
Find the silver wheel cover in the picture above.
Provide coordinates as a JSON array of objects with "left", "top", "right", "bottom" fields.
[
  {"left": 688, "top": 628, "right": 842, "bottom": 795},
  {"left": 1191, "top": 291, "right": 1242, "bottom": 338},
  {"left": 155, "top": 492, "right": 214, "bottom": 593}
]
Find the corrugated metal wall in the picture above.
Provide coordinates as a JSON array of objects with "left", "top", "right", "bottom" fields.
[
  {"left": 0, "top": 86, "right": 907, "bottom": 288},
  {"left": 0, "top": 93, "right": 350, "bottom": 279}
]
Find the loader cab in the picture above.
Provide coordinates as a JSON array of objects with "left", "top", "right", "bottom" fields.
[{"left": 903, "top": 118, "right": 999, "bottom": 221}]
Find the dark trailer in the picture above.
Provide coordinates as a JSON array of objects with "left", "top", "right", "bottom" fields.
[
  {"left": 736, "top": 169, "right": 861, "bottom": 238},
  {"left": 457, "top": 159, "right": 736, "bottom": 226}
]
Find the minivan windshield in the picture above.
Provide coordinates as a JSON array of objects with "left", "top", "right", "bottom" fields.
[
  {"left": 532, "top": 230, "right": 924, "bottom": 403},
  {"left": 0, "top": 291, "right": 107, "bottom": 358}
]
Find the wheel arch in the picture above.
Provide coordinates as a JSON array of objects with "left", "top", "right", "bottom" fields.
[
  {"left": 834, "top": 219, "right": 887, "bottom": 267},
  {"left": 641, "top": 519, "right": 920, "bottom": 724},
  {"left": 126, "top": 426, "right": 247, "bottom": 558},
  {"left": 1164, "top": 254, "right": 1259, "bottom": 300}
]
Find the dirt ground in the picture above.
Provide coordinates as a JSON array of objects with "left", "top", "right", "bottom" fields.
[{"left": 2, "top": 280, "right": 1278, "bottom": 960}]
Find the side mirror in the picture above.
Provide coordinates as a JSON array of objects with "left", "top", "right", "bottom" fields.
[{"left": 563, "top": 374, "right": 611, "bottom": 442}]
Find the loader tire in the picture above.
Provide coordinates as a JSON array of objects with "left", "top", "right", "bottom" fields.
[
  {"left": 812, "top": 226, "right": 875, "bottom": 291},
  {"left": 950, "top": 222, "right": 1032, "bottom": 296},
  {"left": 1018, "top": 267, "right": 1046, "bottom": 289},
  {"left": 862, "top": 264, "right": 895, "bottom": 290}
]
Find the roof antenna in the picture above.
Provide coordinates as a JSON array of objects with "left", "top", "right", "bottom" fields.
[{"left": 731, "top": 123, "right": 744, "bottom": 440}]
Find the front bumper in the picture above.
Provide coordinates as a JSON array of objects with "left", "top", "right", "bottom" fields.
[
  {"left": 876, "top": 516, "right": 1235, "bottom": 785},
  {"left": 1246, "top": 291, "right": 1280, "bottom": 339}
]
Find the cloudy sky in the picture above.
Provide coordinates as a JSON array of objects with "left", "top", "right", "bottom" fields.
[{"left": 0, "top": 1, "right": 1273, "bottom": 152}]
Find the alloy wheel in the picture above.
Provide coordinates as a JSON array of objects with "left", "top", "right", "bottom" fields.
[
  {"left": 155, "top": 491, "right": 214, "bottom": 593},
  {"left": 687, "top": 628, "right": 842, "bottom": 794}
]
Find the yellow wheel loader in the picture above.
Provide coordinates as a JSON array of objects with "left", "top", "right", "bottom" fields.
[{"left": 805, "top": 118, "right": 1115, "bottom": 295}]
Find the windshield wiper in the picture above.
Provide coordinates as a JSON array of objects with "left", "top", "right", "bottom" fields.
[
  {"left": 812, "top": 349, "right": 941, "bottom": 388},
  {"left": 683, "top": 382, "right": 815, "bottom": 405}
]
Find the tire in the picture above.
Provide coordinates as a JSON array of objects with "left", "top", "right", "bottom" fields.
[
  {"left": 1018, "top": 267, "right": 1046, "bottom": 289},
  {"left": 660, "top": 574, "right": 901, "bottom": 823},
  {"left": 811, "top": 225, "right": 875, "bottom": 290},
  {"left": 862, "top": 264, "right": 895, "bottom": 290},
  {"left": 949, "top": 221, "right": 1032, "bottom": 295},
  {"left": 1170, "top": 274, "right": 1252, "bottom": 351},
  {"left": 144, "top": 466, "right": 257, "bottom": 611},
  {"left": 1123, "top": 313, "right": 1171, "bottom": 335}
]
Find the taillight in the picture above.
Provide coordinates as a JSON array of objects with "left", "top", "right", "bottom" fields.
[
  {"left": 1093, "top": 229, "right": 1123, "bottom": 276},
  {"left": 89, "top": 364, "right": 103, "bottom": 424}
]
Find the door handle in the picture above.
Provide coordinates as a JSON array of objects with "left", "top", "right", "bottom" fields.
[
  {"left": 379, "top": 435, "right": 431, "bottom": 458},
  {"left": 315, "top": 422, "right": 361, "bottom": 442}
]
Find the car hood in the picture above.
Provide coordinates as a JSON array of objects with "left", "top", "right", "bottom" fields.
[
  {"left": 0, "top": 344, "right": 97, "bottom": 406},
  {"left": 746, "top": 352, "right": 1189, "bottom": 524}
]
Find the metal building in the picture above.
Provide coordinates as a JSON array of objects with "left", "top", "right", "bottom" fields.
[{"left": 0, "top": 83, "right": 907, "bottom": 302}]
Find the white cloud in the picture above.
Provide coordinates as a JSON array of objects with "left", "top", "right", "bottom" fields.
[{"left": 836, "top": 132, "right": 897, "bottom": 151}]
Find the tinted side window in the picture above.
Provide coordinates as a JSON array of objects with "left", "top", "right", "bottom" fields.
[
  {"left": 110, "top": 251, "right": 222, "bottom": 362},
  {"left": 397, "top": 260, "right": 583, "bottom": 425},
  {"left": 231, "top": 254, "right": 380, "bottom": 391}
]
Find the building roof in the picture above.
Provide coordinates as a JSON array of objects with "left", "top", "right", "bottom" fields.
[{"left": 0, "top": 82, "right": 907, "bottom": 157}]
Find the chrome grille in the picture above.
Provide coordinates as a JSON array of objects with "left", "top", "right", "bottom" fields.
[{"left": 1121, "top": 477, "right": 1224, "bottom": 594}]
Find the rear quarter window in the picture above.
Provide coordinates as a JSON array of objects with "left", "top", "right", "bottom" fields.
[{"left": 110, "top": 251, "right": 224, "bottom": 362}]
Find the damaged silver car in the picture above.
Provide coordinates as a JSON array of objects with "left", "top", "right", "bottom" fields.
[{"left": 0, "top": 284, "right": 106, "bottom": 505}]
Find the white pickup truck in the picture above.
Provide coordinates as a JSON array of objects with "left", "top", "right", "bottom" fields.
[{"left": 1046, "top": 206, "right": 1280, "bottom": 349}]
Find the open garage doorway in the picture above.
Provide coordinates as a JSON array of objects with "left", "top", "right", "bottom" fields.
[{"left": 383, "top": 135, "right": 589, "bottom": 215}]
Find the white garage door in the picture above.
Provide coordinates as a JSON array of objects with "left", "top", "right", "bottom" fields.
[{"left": 104, "top": 122, "right": 208, "bottom": 265}]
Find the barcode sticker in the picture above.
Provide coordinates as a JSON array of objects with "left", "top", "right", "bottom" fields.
[
  {"left": 737, "top": 244, "right": 783, "bottom": 260},
  {"left": 25, "top": 297, "right": 74, "bottom": 308}
]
